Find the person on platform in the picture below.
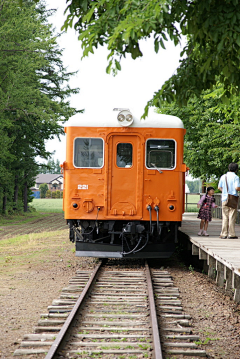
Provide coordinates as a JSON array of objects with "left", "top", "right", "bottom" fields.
[
  {"left": 218, "top": 163, "right": 240, "bottom": 239},
  {"left": 197, "top": 187, "right": 218, "bottom": 236}
]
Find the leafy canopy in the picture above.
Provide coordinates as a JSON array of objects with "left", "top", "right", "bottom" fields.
[
  {"left": 158, "top": 85, "right": 240, "bottom": 180},
  {"left": 40, "top": 0, "right": 240, "bottom": 116},
  {"left": 26, "top": 1, "right": 240, "bottom": 114}
]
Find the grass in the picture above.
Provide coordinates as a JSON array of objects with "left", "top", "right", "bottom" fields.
[
  {"left": 2, "top": 195, "right": 199, "bottom": 219},
  {"left": 185, "top": 194, "right": 200, "bottom": 212},
  {"left": 195, "top": 337, "right": 220, "bottom": 345},
  {"left": 0, "top": 198, "right": 63, "bottom": 225},
  {"left": 0, "top": 211, "right": 48, "bottom": 227},
  {"left": 0, "top": 230, "right": 70, "bottom": 275},
  {"left": 29, "top": 198, "right": 63, "bottom": 213}
]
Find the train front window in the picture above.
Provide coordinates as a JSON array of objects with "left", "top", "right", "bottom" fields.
[
  {"left": 146, "top": 139, "right": 176, "bottom": 169},
  {"left": 117, "top": 143, "right": 132, "bottom": 168},
  {"left": 74, "top": 138, "right": 104, "bottom": 168}
]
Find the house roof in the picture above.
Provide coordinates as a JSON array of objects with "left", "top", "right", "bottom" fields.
[{"left": 35, "top": 174, "right": 63, "bottom": 184}]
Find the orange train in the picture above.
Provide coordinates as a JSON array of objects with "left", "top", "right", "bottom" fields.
[{"left": 61, "top": 107, "right": 187, "bottom": 258}]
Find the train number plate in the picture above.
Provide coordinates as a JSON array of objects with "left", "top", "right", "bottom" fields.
[{"left": 78, "top": 184, "right": 88, "bottom": 190}]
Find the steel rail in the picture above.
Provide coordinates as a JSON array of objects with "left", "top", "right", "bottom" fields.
[
  {"left": 145, "top": 261, "right": 163, "bottom": 359},
  {"left": 44, "top": 260, "right": 103, "bottom": 359}
]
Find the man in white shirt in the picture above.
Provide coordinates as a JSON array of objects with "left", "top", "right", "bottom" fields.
[{"left": 218, "top": 163, "right": 240, "bottom": 239}]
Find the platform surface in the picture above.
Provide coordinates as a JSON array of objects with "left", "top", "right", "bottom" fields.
[{"left": 180, "top": 213, "right": 240, "bottom": 275}]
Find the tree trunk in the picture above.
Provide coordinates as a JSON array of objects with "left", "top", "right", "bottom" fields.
[
  {"left": 2, "top": 193, "right": 7, "bottom": 214},
  {"left": 201, "top": 179, "right": 206, "bottom": 194},
  {"left": 23, "top": 181, "right": 28, "bottom": 212},
  {"left": 13, "top": 174, "right": 19, "bottom": 209}
]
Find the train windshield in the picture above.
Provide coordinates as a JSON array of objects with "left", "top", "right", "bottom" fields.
[
  {"left": 74, "top": 138, "right": 104, "bottom": 168},
  {"left": 146, "top": 139, "right": 175, "bottom": 169},
  {"left": 117, "top": 143, "right": 133, "bottom": 168}
]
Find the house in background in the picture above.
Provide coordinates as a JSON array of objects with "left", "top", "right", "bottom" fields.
[{"left": 31, "top": 174, "right": 63, "bottom": 198}]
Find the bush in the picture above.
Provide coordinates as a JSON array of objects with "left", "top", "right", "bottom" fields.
[
  {"left": 55, "top": 190, "right": 61, "bottom": 199},
  {"left": 46, "top": 190, "right": 51, "bottom": 198},
  {"left": 39, "top": 183, "right": 48, "bottom": 198}
]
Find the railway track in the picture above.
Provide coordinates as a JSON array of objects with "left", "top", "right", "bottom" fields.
[{"left": 14, "top": 259, "right": 206, "bottom": 358}]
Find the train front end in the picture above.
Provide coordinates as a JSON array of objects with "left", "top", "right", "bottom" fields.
[{"left": 62, "top": 108, "right": 187, "bottom": 258}]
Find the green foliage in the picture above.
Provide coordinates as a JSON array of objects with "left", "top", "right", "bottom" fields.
[
  {"left": 46, "top": 190, "right": 51, "bottom": 198},
  {"left": 28, "top": 0, "right": 240, "bottom": 113},
  {"left": 0, "top": 0, "right": 81, "bottom": 214},
  {"left": 45, "top": 189, "right": 61, "bottom": 199},
  {"left": 55, "top": 190, "right": 61, "bottom": 199},
  {"left": 158, "top": 85, "right": 240, "bottom": 180},
  {"left": 39, "top": 183, "right": 48, "bottom": 198},
  {"left": 61, "top": 0, "right": 183, "bottom": 77},
  {"left": 186, "top": 180, "right": 201, "bottom": 193},
  {"left": 39, "top": 158, "right": 62, "bottom": 174},
  {"left": 189, "top": 264, "right": 194, "bottom": 273},
  {"left": 195, "top": 337, "right": 220, "bottom": 345}
]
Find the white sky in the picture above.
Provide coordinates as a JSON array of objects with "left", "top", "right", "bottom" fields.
[{"left": 45, "top": 1, "right": 184, "bottom": 164}]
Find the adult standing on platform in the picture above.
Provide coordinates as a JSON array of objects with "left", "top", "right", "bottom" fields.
[{"left": 218, "top": 163, "right": 240, "bottom": 239}]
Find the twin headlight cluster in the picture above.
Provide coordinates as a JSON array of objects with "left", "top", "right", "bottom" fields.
[{"left": 117, "top": 109, "right": 133, "bottom": 127}]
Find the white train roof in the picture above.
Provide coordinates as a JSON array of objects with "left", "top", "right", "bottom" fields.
[{"left": 65, "top": 107, "right": 184, "bottom": 129}]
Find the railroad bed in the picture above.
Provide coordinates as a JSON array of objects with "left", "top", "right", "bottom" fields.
[
  {"left": 180, "top": 213, "right": 240, "bottom": 303},
  {"left": 14, "top": 260, "right": 206, "bottom": 358}
]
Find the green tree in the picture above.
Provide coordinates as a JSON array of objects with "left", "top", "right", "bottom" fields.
[
  {"left": 0, "top": 0, "right": 81, "bottom": 214},
  {"left": 158, "top": 85, "right": 240, "bottom": 181},
  {"left": 39, "top": 183, "right": 48, "bottom": 198},
  {"left": 46, "top": 0, "right": 240, "bottom": 115},
  {"left": 39, "top": 158, "right": 61, "bottom": 174},
  {"left": 54, "top": 159, "right": 61, "bottom": 174},
  {"left": 186, "top": 180, "right": 201, "bottom": 194}
]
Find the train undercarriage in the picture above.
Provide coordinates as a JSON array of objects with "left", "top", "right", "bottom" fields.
[{"left": 67, "top": 219, "right": 180, "bottom": 258}]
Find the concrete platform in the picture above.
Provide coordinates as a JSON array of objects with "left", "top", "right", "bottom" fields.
[{"left": 180, "top": 213, "right": 240, "bottom": 303}]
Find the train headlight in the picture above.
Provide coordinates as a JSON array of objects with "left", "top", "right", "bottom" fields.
[
  {"left": 126, "top": 114, "right": 133, "bottom": 122},
  {"left": 117, "top": 114, "right": 125, "bottom": 122},
  {"left": 169, "top": 205, "right": 175, "bottom": 211},
  {"left": 117, "top": 110, "right": 133, "bottom": 127}
]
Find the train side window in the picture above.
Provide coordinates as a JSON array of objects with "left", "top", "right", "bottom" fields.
[
  {"left": 146, "top": 139, "right": 176, "bottom": 169},
  {"left": 117, "top": 143, "right": 132, "bottom": 168},
  {"left": 74, "top": 138, "right": 104, "bottom": 168}
]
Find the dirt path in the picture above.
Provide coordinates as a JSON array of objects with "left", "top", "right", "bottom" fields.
[{"left": 0, "top": 213, "right": 97, "bottom": 358}]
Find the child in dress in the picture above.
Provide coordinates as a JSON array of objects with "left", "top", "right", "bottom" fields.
[{"left": 197, "top": 187, "right": 218, "bottom": 236}]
